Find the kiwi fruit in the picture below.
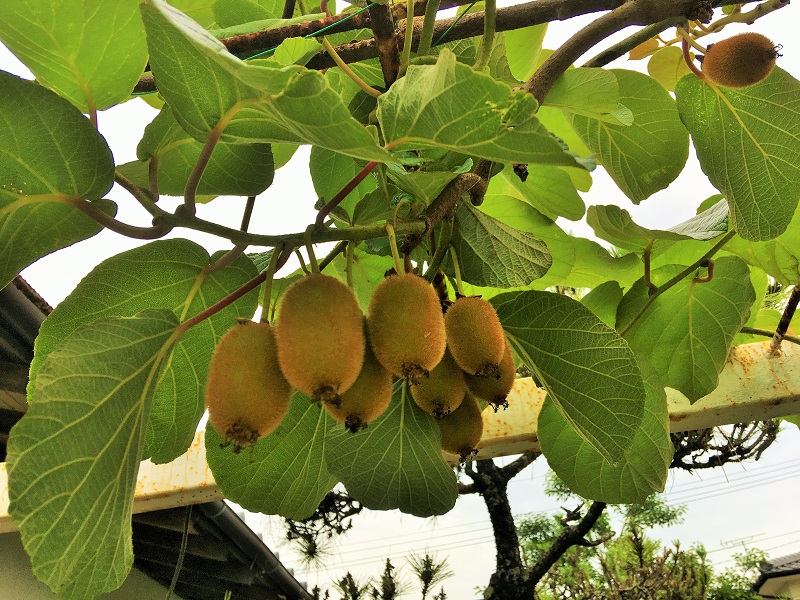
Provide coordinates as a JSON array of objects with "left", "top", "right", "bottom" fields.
[
  {"left": 325, "top": 328, "right": 393, "bottom": 432},
  {"left": 465, "top": 337, "right": 515, "bottom": 411},
  {"left": 367, "top": 272, "right": 447, "bottom": 383},
  {"left": 206, "top": 321, "right": 291, "bottom": 452},
  {"left": 702, "top": 32, "right": 780, "bottom": 88},
  {"left": 410, "top": 348, "right": 466, "bottom": 419},
  {"left": 276, "top": 273, "right": 365, "bottom": 404},
  {"left": 438, "top": 391, "right": 483, "bottom": 462},
  {"left": 444, "top": 296, "right": 505, "bottom": 377}
]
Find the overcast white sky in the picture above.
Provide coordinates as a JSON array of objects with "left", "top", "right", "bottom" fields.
[{"left": 3, "top": 2, "right": 800, "bottom": 597}]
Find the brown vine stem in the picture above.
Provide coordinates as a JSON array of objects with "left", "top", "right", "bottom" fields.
[
  {"left": 740, "top": 327, "right": 800, "bottom": 347},
  {"left": 315, "top": 160, "right": 379, "bottom": 228},
  {"left": 179, "top": 244, "right": 293, "bottom": 334},
  {"left": 184, "top": 116, "right": 230, "bottom": 216},
  {"left": 399, "top": 172, "right": 486, "bottom": 255},
  {"left": 148, "top": 156, "right": 160, "bottom": 201},
  {"left": 681, "top": 32, "right": 705, "bottom": 79},
  {"left": 114, "top": 171, "right": 163, "bottom": 217},
  {"left": 367, "top": 1, "right": 401, "bottom": 87},
  {"left": 64, "top": 196, "right": 174, "bottom": 240},
  {"left": 770, "top": 276, "right": 800, "bottom": 355},
  {"left": 583, "top": 15, "right": 686, "bottom": 68},
  {"left": 525, "top": 0, "right": 642, "bottom": 103},
  {"left": 173, "top": 209, "right": 427, "bottom": 247},
  {"left": 618, "top": 230, "right": 736, "bottom": 337}
]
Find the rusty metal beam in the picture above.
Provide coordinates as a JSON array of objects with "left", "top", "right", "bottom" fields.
[{"left": 2, "top": 340, "right": 799, "bottom": 532}]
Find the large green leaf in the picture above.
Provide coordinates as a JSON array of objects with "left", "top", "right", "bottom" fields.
[
  {"left": 378, "top": 49, "right": 579, "bottom": 166},
  {"left": 504, "top": 23, "right": 546, "bottom": 81},
  {"left": 538, "top": 357, "right": 671, "bottom": 503},
  {"left": 544, "top": 68, "right": 632, "bottom": 125},
  {"left": 477, "top": 194, "right": 640, "bottom": 290},
  {"left": 141, "top": 0, "right": 391, "bottom": 162},
  {"left": 486, "top": 164, "right": 585, "bottom": 221},
  {"left": 130, "top": 104, "right": 274, "bottom": 197},
  {"left": 206, "top": 392, "right": 338, "bottom": 520},
  {"left": 6, "top": 310, "right": 180, "bottom": 599},
  {"left": 617, "top": 256, "right": 755, "bottom": 402},
  {"left": 28, "top": 239, "right": 259, "bottom": 463},
  {"left": 725, "top": 206, "right": 800, "bottom": 285},
  {"left": 325, "top": 382, "right": 459, "bottom": 517},
  {"left": 676, "top": 68, "right": 800, "bottom": 241},
  {"left": 0, "top": 71, "right": 115, "bottom": 287},
  {"left": 0, "top": 1, "right": 148, "bottom": 112},
  {"left": 443, "top": 202, "right": 552, "bottom": 288},
  {"left": 492, "top": 290, "right": 645, "bottom": 462},
  {"left": 587, "top": 200, "right": 729, "bottom": 254},
  {"left": 309, "top": 146, "right": 377, "bottom": 219},
  {"left": 569, "top": 69, "right": 689, "bottom": 203}
]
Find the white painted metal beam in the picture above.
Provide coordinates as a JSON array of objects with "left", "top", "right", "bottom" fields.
[{"left": 2, "top": 340, "right": 799, "bottom": 533}]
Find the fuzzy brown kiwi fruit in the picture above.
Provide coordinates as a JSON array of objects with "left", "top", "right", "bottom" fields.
[
  {"left": 464, "top": 337, "right": 515, "bottom": 411},
  {"left": 324, "top": 327, "right": 393, "bottom": 432},
  {"left": 444, "top": 295, "right": 505, "bottom": 377},
  {"left": 206, "top": 321, "right": 291, "bottom": 452},
  {"left": 702, "top": 32, "right": 780, "bottom": 88},
  {"left": 276, "top": 273, "right": 365, "bottom": 404},
  {"left": 410, "top": 349, "right": 466, "bottom": 419},
  {"left": 367, "top": 272, "right": 447, "bottom": 383},
  {"left": 438, "top": 391, "right": 483, "bottom": 462}
]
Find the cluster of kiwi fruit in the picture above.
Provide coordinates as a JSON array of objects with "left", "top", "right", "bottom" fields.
[
  {"left": 205, "top": 270, "right": 516, "bottom": 461},
  {"left": 701, "top": 32, "right": 781, "bottom": 88}
]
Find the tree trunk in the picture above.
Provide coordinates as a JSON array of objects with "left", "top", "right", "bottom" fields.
[{"left": 469, "top": 459, "right": 537, "bottom": 599}]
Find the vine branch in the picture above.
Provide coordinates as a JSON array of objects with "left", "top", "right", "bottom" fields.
[
  {"left": 399, "top": 172, "right": 486, "bottom": 255},
  {"left": 368, "top": 1, "right": 401, "bottom": 87},
  {"left": 618, "top": 230, "right": 736, "bottom": 337}
]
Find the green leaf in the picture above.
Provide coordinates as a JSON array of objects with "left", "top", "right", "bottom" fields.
[
  {"left": 28, "top": 239, "right": 259, "bottom": 464},
  {"left": 378, "top": 49, "right": 579, "bottom": 166},
  {"left": 310, "top": 147, "right": 377, "bottom": 218},
  {"left": 0, "top": 1, "right": 148, "bottom": 112},
  {"left": 784, "top": 415, "right": 800, "bottom": 429},
  {"left": 569, "top": 69, "right": 689, "bottom": 203},
  {"left": 493, "top": 290, "right": 645, "bottom": 462},
  {"left": 213, "top": 0, "right": 286, "bottom": 26},
  {"left": 325, "top": 382, "right": 459, "bottom": 517},
  {"left": 545, "top": 68, "right": 631, "bottom": 125},
  {"left": 206, "top": 392, "right": 338, "bottom": 520},
  {"left": 0, "top": 71, "right": 115, "bottom": 288},
  {"left": 272, "top": 37, "right": 321, "bottom": 66},
  {"left": 581, "top": 281, "right": 623, "bottom": 328},
  {"left": 134, "top": 104, "right": 274, "bottom": 197},
  {"left": 618, "top": 256, "right": 755, "bottom": 402},
  {"left": 486, "top": 164, "right": 585, "bottom": 221},
  {"left": 141, "top": 0, "right": 391, "bottom": 162},
  {"left": 724, "top": 207, "right": 800, "bottom": 285},
  {"left": 324, "top": 249, "right": 393, "bottom": 312},
  {"left": 444, "top": 203, "right": 552, "bottom": 288},
  {"left": 504, "top": 24, "right": 547, "bottom": 81},
  {"left": 6, "top": 310, "right": 179, "bottom": 599},
  {"left": 477, "top": 194, "right": 641, "bottom": 290},
  {"left": 538, "top": 357, "right": 671, "bottom": 503},
  {"left": 647, "top": 45, "right": 693, "bottom": 92},
  {"left": 587, "top": 200, "right": 728, "bottom": 254},
  {"left": 676, "top": 68, "right": 800, "bottom": 241}
]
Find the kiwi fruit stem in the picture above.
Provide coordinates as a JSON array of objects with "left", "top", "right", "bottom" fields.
[
  {"left": 304, "top": 223, "right": 320, "bottom": 273},
  {"left": 258, "top": 243, "right": 283, "bottom": 324},
  {"left": 385, "top": 223, "right": 404, "bottom": 274},
  {"left": 448, "top": 247, "right": 465, "bottom": 296}
]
